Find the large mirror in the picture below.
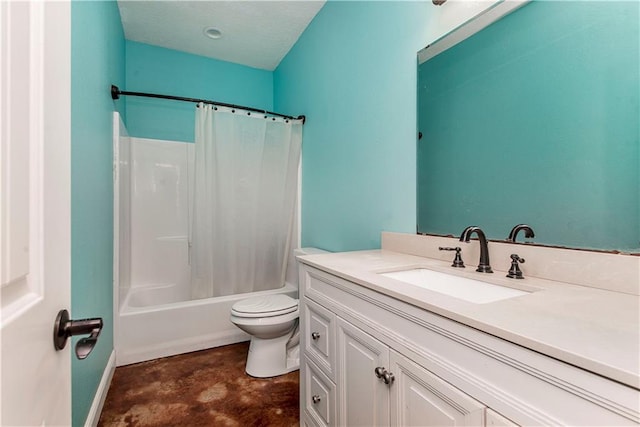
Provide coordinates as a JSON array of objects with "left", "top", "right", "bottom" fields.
[{"left": 417, "top": 1, "right": 639, "bottom": 253}]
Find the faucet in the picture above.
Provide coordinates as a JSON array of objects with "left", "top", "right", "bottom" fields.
[
  {"left": 459, "top": 226, "right": 493, "bottom": 273},
  {"left": 507, "top": 224, "right": 535, "bottom": 243}
]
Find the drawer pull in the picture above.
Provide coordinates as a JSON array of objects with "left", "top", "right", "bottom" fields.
[
  {"left": 311, "top": 332, "right": 321, "bottom": 340},
  {"left": 312, "top": 395, "right": 322, "bottom": 404}
]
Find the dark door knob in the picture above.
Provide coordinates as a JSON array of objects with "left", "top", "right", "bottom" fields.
[{"left": 53, "top": 309, "right": 103, "bottom": 360}]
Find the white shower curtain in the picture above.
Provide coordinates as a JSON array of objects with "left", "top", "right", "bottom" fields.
[{"left": 190, "top": 104, "right": 302, "bottom": 299}]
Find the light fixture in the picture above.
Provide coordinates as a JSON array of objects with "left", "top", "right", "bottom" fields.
[{"left": 203, "top": 27, "right": 223, "bottom": 40}]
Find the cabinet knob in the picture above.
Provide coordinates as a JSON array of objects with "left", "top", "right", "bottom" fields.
[
  {"left": 374, "top": 367, "right": 394, "bottom": 385},
  {"left": 312, "top": 395, "right": 321, "bottom": 404},
  {"left": 382, "top": 371, "right": 395, "bottom": 385},
  {"left": 311, "top": 332, "right": 321, "bottom": 340}
]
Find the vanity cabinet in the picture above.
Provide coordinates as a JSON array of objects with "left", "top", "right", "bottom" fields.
[
  {"left": 302, "top": 301, "right": 487, "bottom": 427},
  {"left": 299, "top": 263, "right": 639, "bottom": 427}
]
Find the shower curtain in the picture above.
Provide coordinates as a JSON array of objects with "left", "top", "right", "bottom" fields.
[{"left": 190, "top": 104, "right": 302, "bottom": 299}]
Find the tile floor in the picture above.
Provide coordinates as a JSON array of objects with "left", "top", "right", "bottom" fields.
[{"left": 98, "top": 342, "right": 300, "bottom": 427}]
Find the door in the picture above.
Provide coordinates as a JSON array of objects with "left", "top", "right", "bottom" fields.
[
  {"left": 390, "top": 350, "right": 485, "bottom": 427},
  {"left": 1, "top": 1, "right": 71, "bottom": 425},
  {"left": 336, "top": 318, "right": 390, "bottom": 426}
]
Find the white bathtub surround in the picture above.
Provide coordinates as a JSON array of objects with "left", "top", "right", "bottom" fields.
[
  {"left": 112, "top": 115, "right": 302, "bottom": 366},
  {"left": 298, "top": 234, "right": 639, "bottom": 426},
  {"left": 191, "top": 105, "right": 302, "bottom": 299},
  {"left": 113, "top": 114, "right": 131, "bottom": 311},
  {"left": 130, "top": 138, "right": 193, "bottom": 297}
]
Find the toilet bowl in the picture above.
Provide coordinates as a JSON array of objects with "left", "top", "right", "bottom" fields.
[
  {"left": 230, "top": 247, "right": 327, "bottom": 378},
  {"left": 230, "top": 294, "right": 300, "bottom": 377}
]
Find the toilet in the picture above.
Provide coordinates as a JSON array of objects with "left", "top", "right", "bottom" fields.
[{"left": 230, "top": 247, "right": 327, "bottom": 378}]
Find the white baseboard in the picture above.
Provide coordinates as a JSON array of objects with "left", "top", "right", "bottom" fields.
[{"left": 84, "top": 350, "right": 116, "bottom": 427}]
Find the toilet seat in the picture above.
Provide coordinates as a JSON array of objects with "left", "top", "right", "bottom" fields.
[{"left": 231, "top": 294, "right": 298, "bottom": 318}]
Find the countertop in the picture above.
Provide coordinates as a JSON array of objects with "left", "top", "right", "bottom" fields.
[{"left": 298, "top": 249, "right": 640, "bottom": 390}]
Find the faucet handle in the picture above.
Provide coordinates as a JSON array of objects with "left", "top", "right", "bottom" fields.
[
  {"left": 506, "top": 254, "right": 525, "bottom": 279},
  {"left": 439, "top": 247, "right": 465, "bottom": 268}
]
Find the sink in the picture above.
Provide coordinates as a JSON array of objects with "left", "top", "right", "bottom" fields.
[{"left": 380, "top": 268, "right": 529, "bottom": 304}]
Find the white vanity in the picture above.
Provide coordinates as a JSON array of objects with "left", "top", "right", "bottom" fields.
[{"left": 298, "top": 233, "right": 640, "bottom": 426}]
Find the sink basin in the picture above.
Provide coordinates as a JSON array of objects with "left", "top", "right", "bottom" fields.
[{"left": 380, "top": 268, "right": 529, "bottom": 304}]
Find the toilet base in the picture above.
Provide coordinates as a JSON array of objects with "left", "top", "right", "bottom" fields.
[{"left": 245, "top": 333, "right": 300, "bottom": 378}]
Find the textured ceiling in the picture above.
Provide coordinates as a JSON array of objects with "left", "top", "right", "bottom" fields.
[{"left": 117, "top": 1, "right": 326, "bottom": 71}]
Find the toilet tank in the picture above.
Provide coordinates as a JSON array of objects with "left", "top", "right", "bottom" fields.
[{"left": 284, "top": 247, "right": 329, "bottom": 288}]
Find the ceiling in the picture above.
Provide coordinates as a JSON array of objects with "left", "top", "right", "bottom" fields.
[{"left": 117, "top": 1, "right": 326, "bottom": 71}]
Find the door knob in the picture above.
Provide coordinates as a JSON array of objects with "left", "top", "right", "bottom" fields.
[
  {"left": 53, "top": 309, "right": 103, "bottom": 360},
  {"left": 311, "top": 332, "right": 321, "bottom": 340}
]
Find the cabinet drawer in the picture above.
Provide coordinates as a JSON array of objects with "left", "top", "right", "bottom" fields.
[
  {"left": 303, "top": 297, "right": 336, "bottom": 380},
  {"left": 303, "top": 357, "right": 337, "bottom": 427}
]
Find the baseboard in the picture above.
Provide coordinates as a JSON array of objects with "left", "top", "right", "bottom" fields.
[{"left": 84, "top": 350, "right": 116, "bottom": 427}]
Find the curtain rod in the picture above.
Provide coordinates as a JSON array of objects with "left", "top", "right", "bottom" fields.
[{"left": 110, "top": 85, "right": 305, "bottom": 124}]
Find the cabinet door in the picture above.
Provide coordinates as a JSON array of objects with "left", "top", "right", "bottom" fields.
[
  {"left": 390, "top": 350, "right": 485, "bottom": 427},
  {"left": 486, "top": 408, "right": 520, "bottom": 427},
  {"left": 337, "top": 318, "right": 390, "bottom": 427}
]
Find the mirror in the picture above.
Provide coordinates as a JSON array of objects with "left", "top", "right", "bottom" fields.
[{"left": 417, "top": 1, "right": 639, "bottom": 253}]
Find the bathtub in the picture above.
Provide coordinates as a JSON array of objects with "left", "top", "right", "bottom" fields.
[{"left": 115, "top": 282, "right": 298, "bottom": 366}]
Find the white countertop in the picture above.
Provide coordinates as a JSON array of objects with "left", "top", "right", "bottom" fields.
[{"left": 299, "top": 249, "right": 640, "bottom": 390}]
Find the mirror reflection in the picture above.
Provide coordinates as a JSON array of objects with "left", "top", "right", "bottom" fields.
[{"left": 417, "top": 1, "right": 639, "bottom": 252}]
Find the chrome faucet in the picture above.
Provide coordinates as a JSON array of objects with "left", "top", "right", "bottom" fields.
[
  {"left": 459, "top": 226, "right": 493, "bottom": 273},
  {"left": 507, "top": 224, "right": 535, "bottom": 243}
]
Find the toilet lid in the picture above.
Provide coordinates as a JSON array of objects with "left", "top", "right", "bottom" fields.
[{"left": 231, "top": 294, "right": 298, "bottom": 318}]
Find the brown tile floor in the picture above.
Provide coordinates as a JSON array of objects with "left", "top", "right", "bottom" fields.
[{"left": 98, "top": 342, "right": 299, "bottom": 427}]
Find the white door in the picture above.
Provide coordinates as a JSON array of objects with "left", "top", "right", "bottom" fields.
[
  {"left": 389, "top": 350, "right": 485, "bottom": 427},
  {"left": 1, "top": 1, "right": 71, "bottom": 425},
  {"left": 336, "top": 318, "right": 390, "bottom": 426}
]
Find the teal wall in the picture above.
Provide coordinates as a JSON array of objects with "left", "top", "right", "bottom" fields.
[
  {"left": 417, "top": 1, "right": 639, "bottom": 251},
  {"left": 274, "top": 1, "right": 431, "bottom": 251},
  {"left": 71, "top": 1, "right": 125, "bottom": 426},
  {"left": 125, "top": 41, "right": 273, "bottom": 142}
]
